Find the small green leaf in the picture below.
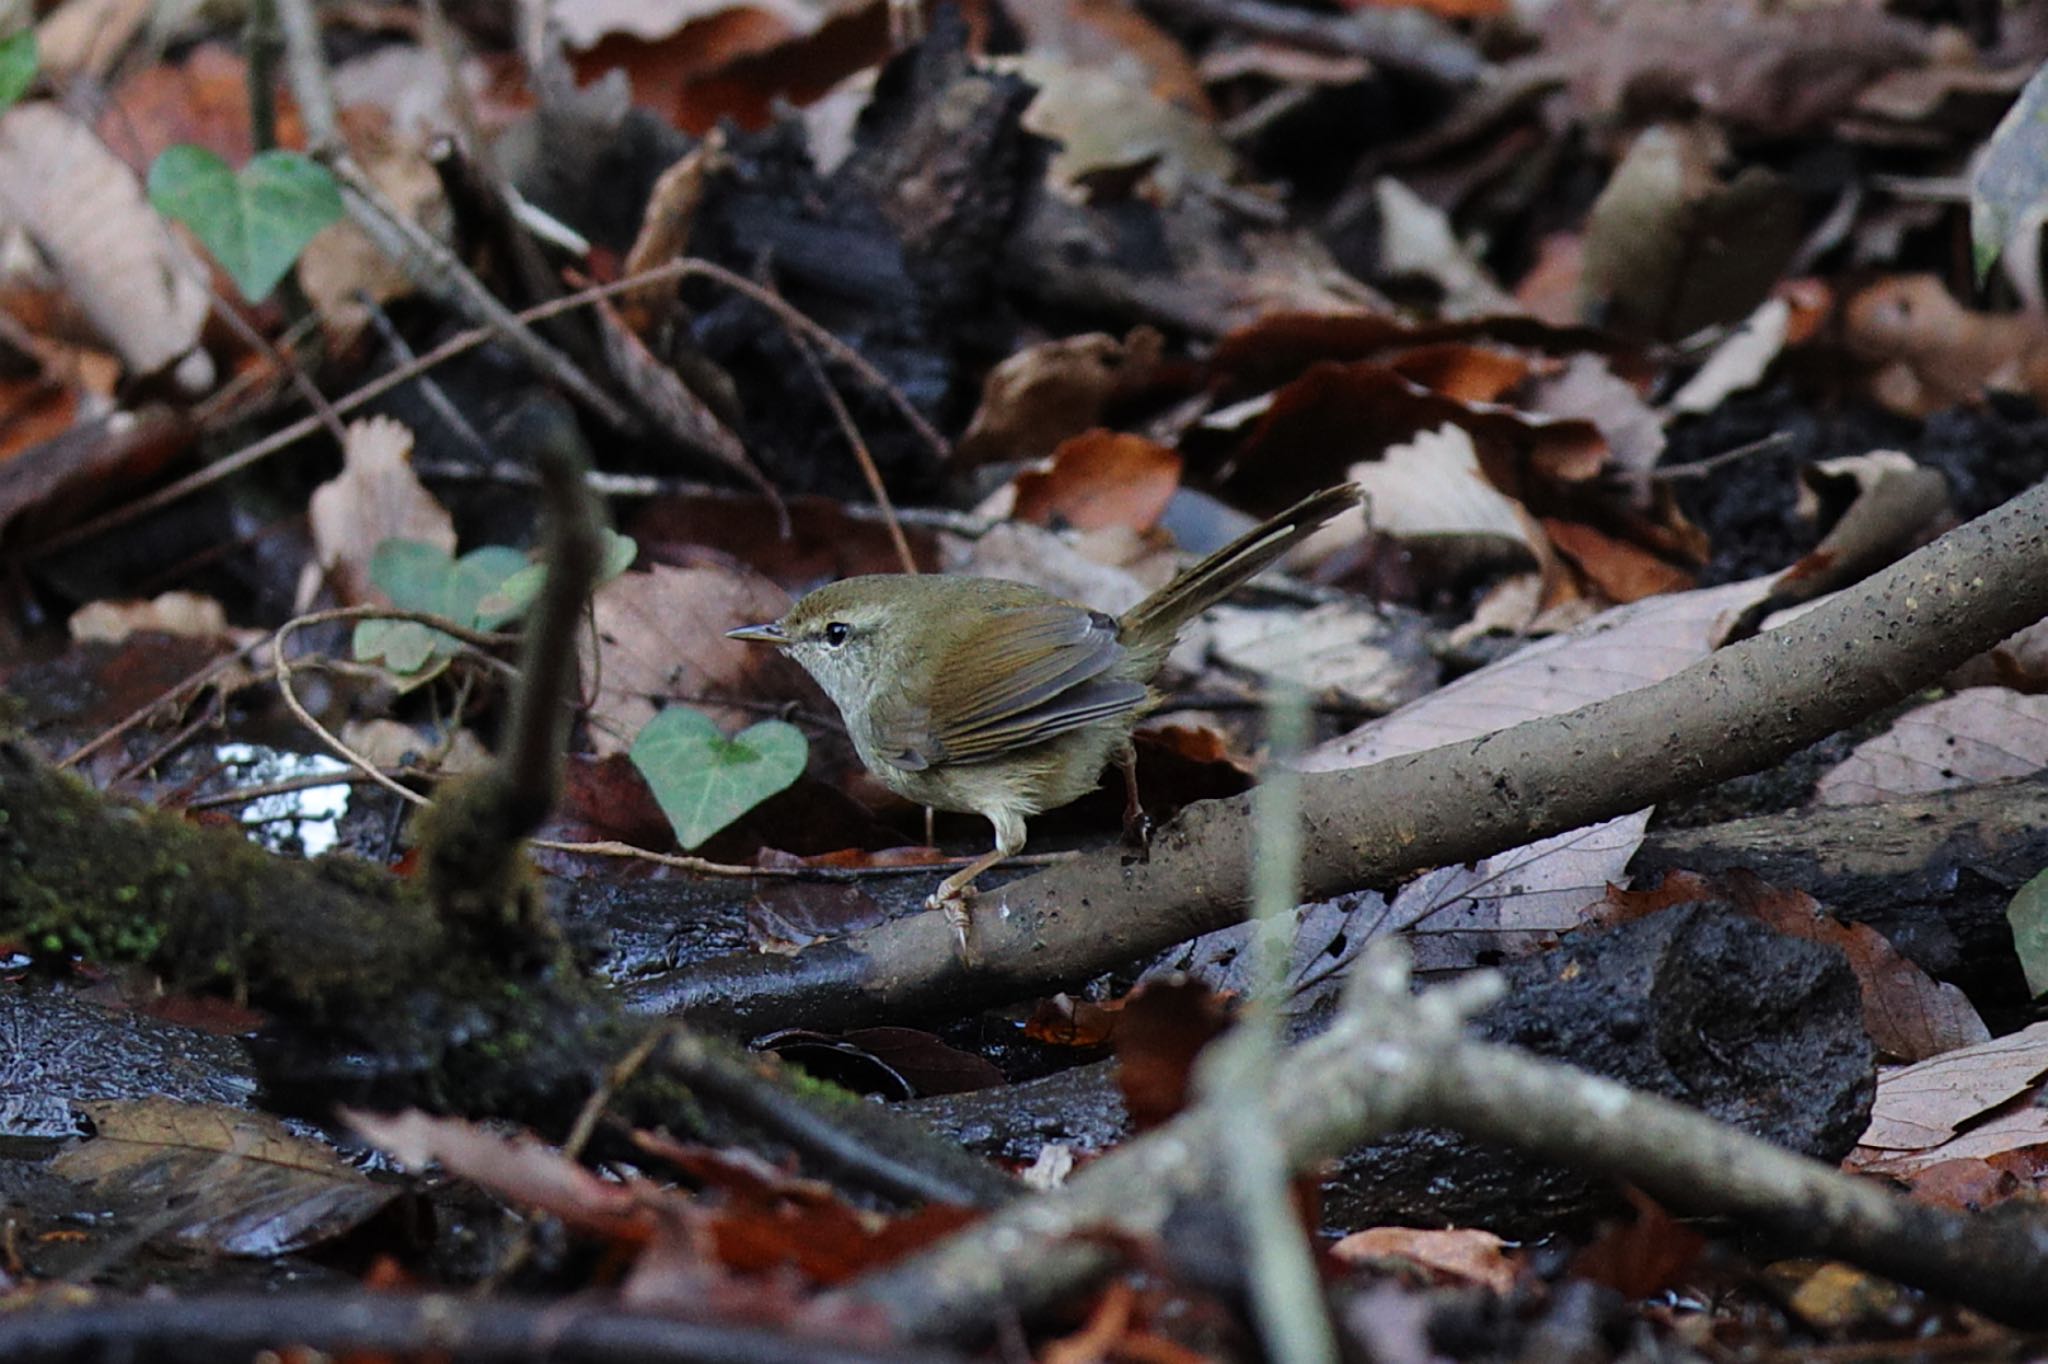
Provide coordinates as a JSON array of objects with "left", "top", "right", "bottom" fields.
[
  {"left": 631, "top": 707, "right": 807, "bottom": 850},
  {"left": 2008, "top": 866, "right": 2048, "bottom": 999},
  {"left": 147, "top": 146, "right": 343, "bottom": 300},
  {"left": 353, "top": 618, "right": 441, "bottom": 676},
  {"left": 0, "top": 30, "right": 38, "bottom": 113},
  {"left": 1970, "top": 59, "right": 2048, "bottom": 285},
  {"left": 477, "top": 531, "right": 636, "bottom": 624},
  {"left": 356, "top": 539, "right": 528, "bottom": 674}
]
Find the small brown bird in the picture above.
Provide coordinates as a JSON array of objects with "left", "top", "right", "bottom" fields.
[{"left": 728, "top": 484, "right": 1359, "bottom": 954}]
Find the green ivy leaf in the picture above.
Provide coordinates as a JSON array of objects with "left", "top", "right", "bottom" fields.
[
  {"left": 147, "top": 146, "right": 343, "bottom": 300},
  {"left": 2008, "top": 866, "right": 2048, "bottom": 999},
  {"left": 354, "top": 539, "right": 528, "bottom": 675},
  {"left": 1970, "top": 59, "right": 2048, "bottom": 284},
  {"left": 0, "top": 30, "right": 38, "bottom": 113},
  {"left": 478, "top": 530, "right": 637, "bottom": 625},
  {"left": 630, "top": 707, "right": 807, "bottom": 850}
]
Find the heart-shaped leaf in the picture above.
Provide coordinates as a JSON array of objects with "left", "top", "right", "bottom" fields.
[
  {"left": 0, "top": 30, "right": 38, "bottom": 113},
  {"left": 147, "top": 146, "right": 343, "bottom": 301},
  {"left": 630, "top": 707, "right": 807, "bottom": 850},
  {"left": 352, "top": 539, "right": 528, "bottom": 675}
]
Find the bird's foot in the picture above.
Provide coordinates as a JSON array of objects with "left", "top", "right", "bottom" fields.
[
  {"left": 1120, "top": 806, "right": 1154, "bottom": 862},
  {"left": 927, "top": 884, "right": 977, "bottom": 966}
]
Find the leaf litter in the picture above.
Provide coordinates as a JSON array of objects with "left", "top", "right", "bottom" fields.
[{"left": 5, "top": 0, "right": 2048, "bottom": 1357}]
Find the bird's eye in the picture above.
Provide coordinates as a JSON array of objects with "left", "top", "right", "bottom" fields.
[{"left": 822, "top": 621, "right": 851, "bottom": 647}]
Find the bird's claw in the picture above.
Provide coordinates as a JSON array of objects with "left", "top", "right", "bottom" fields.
[
  {"left": 928, "top": 885, "right": 976, "bottom": 966},
  {"left": 1121, "top": 808, "right": 1154, "bottom": 862}
]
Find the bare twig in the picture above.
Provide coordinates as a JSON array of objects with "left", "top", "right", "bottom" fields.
[
  {"left": 274, "top": 0, "right": 636, "bottom": 434},
  {"left": 792, "top": 332, "right": 918, "bottom": 574},
  {"left": 30, "top": 259, "right": 942, "bottom": 557}
]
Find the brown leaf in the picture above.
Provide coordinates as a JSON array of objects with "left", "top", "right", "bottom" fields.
[
  {"left": 1571, "top": 1187, "right": 1706, "bottom": 1301},
  {"left": 579, "top": 562, "right": 800, "bottom": 755},
  {"left": 1579, "top": 123, "right": 1801, "bottom": 343},
  {"left": 956, "top": 329, "right": 1163, "bottom": 467},
  {"left": 307, "top": 417, "right": 455, "bottom": 606},
  {"left": 345, "top": 1108, "right": 655, "bottom": 1243},
  {"left": 1543, "top": 518, "right": 1694, "bottom": 604},
  {"left": 1716, "top": 869, "right": 1988, "bottom": 1064},
  {"left": 1854, "top": 1022, "right": 2048, "bottom": 1154},
  {"left": 0, "top": 105, "right": 211, "bottom": 385},
  {"left": 54, "top": 1099, "right": 395, "bottom": 1257},
  {"left": 1330, "top": 1226, "right": 1521, "bottom": 1292},
  {"left": 1843, "top": 275, "right": 2048, "bottom": 416},
  {"left": 97, "top": 44, "right": 304, "bottom": 173},
  {"left": 1114, "top": 978, "right": 1231, "bottom": 1130},
  {"left": 1012, "top": 430, "right": 1183, "bottom": 533}
]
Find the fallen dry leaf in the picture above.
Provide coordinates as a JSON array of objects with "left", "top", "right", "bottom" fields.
[
  {"left": 580, "top": 562, "right": 802, "bottom": 755},
  {"left": 307, "top": 417, "right": 455, "bottom": 606},
  {"left": 1854, "top": 1022, "right": 2048, "bottom": 1154},
  {"left": 1579, "top": 123, "right": 1801, "bottom": 343},
  {"left": 1331, "top": 1227, "right": 1520, "bottom": 1293},
  {"left": 1011, "top": 430, "right": 1182, "bottom": 533},
  {"left": 0, "top": 104, "right": 212, "bottom": 387},
  {"left": 1842, "top": 274, "right": 2048, "bottom": 416},
  {"left": 68, "top": 592, "right": 238, "bottom": 645},
  {"left": 955, "top": 328, "right": 1163, "bottom": 467},
  {"left": 1814, "top": 687, "right": 2048, "bottom": 807}
]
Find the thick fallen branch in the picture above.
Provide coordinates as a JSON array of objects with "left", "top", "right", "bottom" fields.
[
  {"left": 837, "top": 946, "right": 2048, "bottom": 1339},
  {"left": 631, "top": 477, "right": 2048, "bottom": 1034},
  {"left": 0, "top": 1291, "right": 970, "bottom": 1364}
]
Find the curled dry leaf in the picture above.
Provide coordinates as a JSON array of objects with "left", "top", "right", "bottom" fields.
[
  {"left": 617, "top": 135, "right": 727, "bottom": 338},
  {"left": 1579, "top": 123, "right": 1801, "bottom": 343},
  {"left": 1842, "top": 274, "right": 2048, "bottom": 416},
  {"left": 307, "top": 417, "right": 455, "bottom": 606},
  {"left": 1011, "top": 430, "right": 1183, "bottom": 533},
  {"left": 0, "top": 103, "right": 211, "bottom": 387},
  {"left": 1852, "top": 1021, "right": 2048, "bottom": 1164},
  {"left": 1330, "top": 1227, "right": 1520, "bottom": 1294},
  {"left": 1813, "top": 687, "right": 2048, "bottom": 808},
  {"left": 955, "top": 328, "right": 1163, "bottom": 467}
]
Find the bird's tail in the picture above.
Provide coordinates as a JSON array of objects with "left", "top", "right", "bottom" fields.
[{"left": 1119, "top": 483, "right": 1360, "bottom": 651}]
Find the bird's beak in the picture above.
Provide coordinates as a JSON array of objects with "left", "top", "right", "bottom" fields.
[{"left": 725, "top": 621, "right": 789, "bottom": 645}]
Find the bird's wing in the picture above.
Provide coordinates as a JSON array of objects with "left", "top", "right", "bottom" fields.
[{"left": 869, "top": 604, "right": 1148, "bottom": 769}]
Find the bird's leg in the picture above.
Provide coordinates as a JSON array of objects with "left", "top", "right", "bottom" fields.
[
  {"left": 1114, "top": 741, "right": 1152, "bottom": 854},
  {"left": 928, "top": 811, "right": 1025, "bottom": 964}
]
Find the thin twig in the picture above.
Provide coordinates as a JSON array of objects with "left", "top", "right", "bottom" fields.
[
  {"left": 206, "top": 293, "right": 346, "bottom": 444},
  {"left": 274, "top": 0, "right": 636, "bottom": 433},
  {"left": 183, "top": 768, "right": 422, "bottom": 811},
  {"left": 359, "top": 293, "right": 492, "bottom": 461},
  {"left": 792, "top": 330, "right": 918, "bottom": 574},
  {"left": 269, "top": 605, "right": 518, "bottom": 809},
  {"left": 1652, "top": 431, "right": 1796, "bottom": 481},
  {"left": 108, "top": 691, "right": 224, "bottom": 788},
  {"left": 530, "top": 837, "right": 1078, "bottom": 881},
  {"left": 29, "top": 258, "right": 939, "bottom": 557},
  {"left": 58, "top": 648, "right": 253, "bottom": 771}
]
